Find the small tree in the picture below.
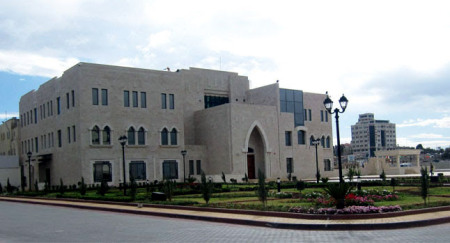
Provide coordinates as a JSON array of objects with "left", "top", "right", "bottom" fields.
[
  {"left": 324, "top": 183, "right": 352, "bottom": 209},
  {"left": 0, "top": 182, "right": 3, "bottom": 194},
  {"left": 201, "top": 171, "right": 213, "bottom": 204},
  {"left": 380, "top": 169, "right": 386, "bottom": 186},
  {"left": 257, "top": 169, "right": 268, "bottom": 207},
  {"left": 296, "top": 180, "right": 306, "bottom": 193},
  {"left": 34, "top": 179, "right": 39, "bottom": 192},
  {"left": 78, "top": 177, "right": 87, "bottom": 196},
  {"left": 59, "top": 178, "right": 65, "bottom": 195},
  {"left": 287, "top": 173, "right": 292, "bottom": 182},
  {"left": 390, "top": 178, "right": 398, "bottom": 192},
  {"left": 7, "top": 178, "right": 14, "bottom": 193},
  {"left": 420, "top": 167, "right": 429, "bottom": 206},
  {"left": 130, "top": 177, "right": 137, "bottom": 201},
  {"left": 97, "top": 179, "right": 109, "bottom": 196},
  {"left": 321, "top": 177, "right": 329, "bottom": 183},
  {"left": 163, "top": 179, "right": 175, "bottom": 201},
  {"left": 242, "top": 173, "right": 249, "bottom": 183},
  {"left": 44, "top": 180, "right": 50, "bottom": 194},
  {"left": 221, "top": 172, "right": 227, "bottom": 186},
  {"left": 346, "top": 166, "right": 357, "bottom": 182}
]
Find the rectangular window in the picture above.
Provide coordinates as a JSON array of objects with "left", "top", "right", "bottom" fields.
[
  {"left": 50, "top": 101, "right": 53, "bottom": 116},
  {"left": 57, "top": 97, "right": 61, "bottom": 114},
  {"left": 196, "top": 160, "right": 202, "bottom": 175},
  {"left": 285, "top": 131, "right": 292, "bottom": 146},
  {"left": 132, "top": 91, "right": 138, "bottom": 107},
  {"left": 72, "top": 90, "right": 75, "bottom": 107},
  {"left": 304, "top": 109, "right": 307, "bottom": 121},
  {"left": 30, "top": 110, "right": 33, "bottom": 124},
  {"left": 129, "top": 161, "right": 146, "bottom": 180},
  {"left": 325, "top": 111, "right": 328, "bottom": 122},
  {"left": 141, "top": 92, "right": 147, "bottom": 108},
  {"left": 161, "top": 93, "right": 167, "bottom": 109},
  {"left": 189, "top": 160, "right": 194, "bottom": 175},
  {"left": 124, "top": 91, "right": 130, "bottom": 107},
  {"left": 93, "top": 161, "right": 112, "bottom": 182},
  {"left": 324, "top": 159, "right": 332, "bottom": 171},
  {"left": 67, "top": 127, "right": 71, "bottom": 143},
  {"left": 321, "top": 110, "right": 324, "bottom": 122},
  {"left": 287, "top": 158, "right": 293, "bottom": 173},
  {"left": 204, "top": 95, "right": 229, "bottom": 109},
  {"left": 66, "top": 92, "right": 70, "bottom": 109},
  {"left": 162, "top": 160, "right": 178, "bottom": 179},
  {"left": 169, "top": 94, "right": 175, "bottom": 109},
  {"left": 73, "top": 125, "right": 76, "bottom": 142},
  {"left": 297, "top": 130, "right": 305, "bottom": 145},
  {"left": 57, "top": 130, "right": 62, "bottom": 147},
  {"left": 309, "top": 109, "right": 312, "bottom": 121},
  {"left": 92, "top": 88, "right": 98, "bottom": 105},
  {"left": 43, "top": 105, "right": 45, "bottom": 119},
  {"left": 101, "top": 89, "right": 108, "bottom": 106},
  {"left": 35, "top": 137, "right": 38, "bottom": 153}
]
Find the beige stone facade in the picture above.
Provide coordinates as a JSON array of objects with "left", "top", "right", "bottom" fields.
[{"left": 18, "top": 62, "right": 335, "bottom": 186}]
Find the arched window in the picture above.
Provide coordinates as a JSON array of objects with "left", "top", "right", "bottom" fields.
[
  {"left": 92, "top": 126, "right": 100, "bottom": 145},
  {"left": 128, "top": 127, "right": 135, "bottom": 145},
  {"left": 102, "top": 126, "right": 111, "bottom": 145},
  {"left": 297, "top": 130, "right": 305, "bottom": 145},
  {"left": 138, "top": 127, "right": 145, "bottom": 145},
  {"left": 321, "top": 136, "right": 325, "bottom": 148},
  {"left": 326, "top": 136, "right": 331, "bottom": 148},
  {"left": 310, "top": 136, "right": 315, "bottom": 145},
  {"left": 170, "top": 128, "right": 178, "bottom": 145},
  {"left": 161, "top": 128, "right": 168, "bottom": 145}
]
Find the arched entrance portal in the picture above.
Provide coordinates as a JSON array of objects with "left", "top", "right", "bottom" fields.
[{"left": 246, "top": 126, "right": 266, "bottom": 179}]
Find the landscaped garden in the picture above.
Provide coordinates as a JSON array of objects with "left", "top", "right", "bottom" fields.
[{"left": 2, "top": 170, "right": 450, "bottom": 215}]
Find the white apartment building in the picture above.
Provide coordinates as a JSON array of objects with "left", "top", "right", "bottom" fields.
[
  {"left": 19, "top": 62, "right": 335, "bottom": 187},
  {"left": 351, "top": 113, "right": 396, "bottom": 159}
]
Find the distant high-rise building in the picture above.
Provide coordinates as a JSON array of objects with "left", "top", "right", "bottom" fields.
[{"left": 351, "top": 113, "right": 396, "bottom": 158}]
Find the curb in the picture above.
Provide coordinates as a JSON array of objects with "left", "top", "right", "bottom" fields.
[{"left": 1, "top": 196, "right": 450, "bottom": 231}]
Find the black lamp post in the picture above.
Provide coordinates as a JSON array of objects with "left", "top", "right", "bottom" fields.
[
  {"left": 323, "top": 92, "right": 348, "bottom": 185},
  {"left": 27, "top": 151, "right": 32, "bottom": 191},
  {"left": 181, "top": 150, "right": 187, "bottom": 182},
  {"left": 119, "top": 135, "right": 127, "bottom": 195},
  {"left": 312, "top": 138, "right": 321, "bottom": 184}
]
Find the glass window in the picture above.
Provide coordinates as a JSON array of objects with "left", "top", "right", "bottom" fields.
[
  {"left": 189, "top": 160, "right": 194, "bottom": 175},
  {"left": 128, "top": 127, "right": 135, "bottom": 145},
  {"left": 285, "top": 131, "right": 292, "bottom": 146},
  {"left": 309, "top": 109, "right": 312, "bottom": 121},
  {"left": 101, "top": 89, "right": 108, "bottom": 106},
  {"left": 92, "top": 126, "right": 100, "bottom": 145},
  {"left": 66, "top": 92, "right": 70, "bottom": 109},
  {"left": 325, "top": 111, "right": 328, "bottom": 122},
  {"left": 162, "top": 160, "right": 178, "bottom": 179},
  {"left": 326, "top": 136, "right": 330, "bottom": 148},
  {"left": 161, "top": 93, "right": 167, "bottom": 109},
  {"left": 161, "top": 128, "right": 168, "bottom": 145},
  {"left": 102, "top": 126, "right": 111, "bottom": 145},
  {"left": 138, "top": 127, "right": 145, "bottom": 145},
  {"left": 34, "top": 108, "right": 37, "bottom": 123},
  {"left": 67, "top": 127, "right": 71, "bottom": 143},
  {"left": 169, "top": 94, "right": 175, "bottom": 109},
  {"left": 310, "top": 136, "right": 315, "bottom": 145},
  {"left": 129, "top": 161, "right": 146, "bottom": 180},
  {"left": 132, "top": 91, "right": 138, "bottom": 107},
  {"left": 287, "top": 158, "right": 293, "bottom": 173},
  {"left": 170, "top": 128, "right": 177, "bottom": 145},
  {"left": 94, "top": 161, "right": 112, "bottom": 182},
  {"left": 204, "top": 95, "right": 229, "bottom": 109},
  {"left": 57, "top": 130, "right": 62, "bottom": 147},
  {"left": 92, "top": 88, "right": 98, "bottom": 105},
  {"left": 321, "top": 110, "right": 324, "bottom": 122},
  {"left": 321, "top": 136, "right": 325, "bottom": 148},
  {"left": 297, "top": 130, "right": 305, "bottom": 145},
  {"left": 50, "top": 101, "right": 53, "bottom": 116},
  {"left": 35, "top": 137, "right": 38, "bottom": 153},
  {"left": 124, "top": 91, "right": 130, "bottom": 107},
  {"left": 196, "top": 160, "right": 202, "bottom": 175},
  {"left": 324, "top": 159, "right": 332, "bottom": 171},
  {"left": 72, "top": 125, "right": 76, "bottom": 142},
  {"left": 141, "top": 92, "right": 147, "bottom": 108},
  {"left": 72, "top": 90, "right": 75, "bottom": 107}
]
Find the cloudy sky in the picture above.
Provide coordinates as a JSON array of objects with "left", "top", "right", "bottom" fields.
[{"left": 1, "top": 0, "right": 450, "bottom": 149}]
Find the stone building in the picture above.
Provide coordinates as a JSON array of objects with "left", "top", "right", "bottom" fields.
[
  {"left": 19, "top": 62, "right": 335, "bottom": 187},
  {"left": 351, "top": 113, "right": 396, "bottom": 159},
  {"left": 0, "top": 118, "right": 20, "bottom": 187}
]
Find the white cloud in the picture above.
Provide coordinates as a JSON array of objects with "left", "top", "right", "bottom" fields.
[
  {"left": 0, "top": 113, "right": 19, "bottom": 120},
  {"left": 410, "top": 133, "right": 444, "bottom": 139},
  {"left": 398, "top": 117, "right": 450, "bottom": 128}
]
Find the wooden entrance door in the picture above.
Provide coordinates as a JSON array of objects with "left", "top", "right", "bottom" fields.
[{"left": 247, "top": 155, "right": 255, "bottom": 179}]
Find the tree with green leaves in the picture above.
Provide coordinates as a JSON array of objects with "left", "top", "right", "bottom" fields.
[
  {"left": 380, "top": 169, "right": 386, "bottom": 185},
  {"left": 420, "top": 166, "right": 429, "bottom": 206},
  {"left": 257, "top": 169, "right": 268, "bottom": 207},
  {"left": 201, "top": 171, "right": 213, "bottom": 204},
  {"left": 163, "top": 179, "right": 175, "bottom": 201},
  {"left": 78, "top": 177, "right": 87, "bottom": 195},
  {"left": 324, "top": 183, "right": 352, "bottom": 209}
]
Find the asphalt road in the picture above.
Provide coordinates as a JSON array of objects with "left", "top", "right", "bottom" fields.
[{"left": 1, "top": 201, "right": 449, "bottom": 242}]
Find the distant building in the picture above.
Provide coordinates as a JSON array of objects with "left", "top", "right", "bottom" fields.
[
  {"left": 351, "top": 113, "right": 396, "bottom": 158},
  {"left": 0, "top": 118, "right": 20, "bottom": 187},
  {"left": 18, "top": 62, "right": 335, "bottom": 188}
]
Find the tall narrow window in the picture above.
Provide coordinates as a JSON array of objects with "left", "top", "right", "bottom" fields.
[
  {"left": 66, "top": 92, "right": 70, "bottom": 109},
  {"left": 170, "top": 128, "right": 177, "bottom": 145},
  {"left": 196, "top": 160, "right": 202, "bottom": 175},
  {"left": 124, "top": 91, "right": 130, "bottom": 107},
  {"left": 161, "top": 93, "right": 167, "bottom": 109},
  {"left": 189, "top": 160, "right": 194, "bottom": 175},
  {"left": 102, "top": 126, "right": 111, "bottom": 145},
  {"left": 92, "top": 126, "right": 100, "bottom": 145},
  {"left": 138, "top": 127, "right": 145, "bottom": 145},
  {"left": 287, "top": 158, "right": 293, "bottom": 173},
  {"left": 127, "top": 127, "right": 136, "bottom": 145},
  {"left": 50, "top": 101, "right": 53, "bottom": 116},
  {"left": 34, "top": 108, "right": 37, "bottom": 123},
  {"left": 285, "top": 131, "right": 292, "bottom": 146},
  {"left": 35, "top": 137, "right": 39, "bottom": 153},
  {"left": 169, "top": 94, "right": 175, "bottom": 109},
  {"left": 309, "top": 109, "right": 312, "bottom": 121},
  {"left": 321, "top": 110, "right": 324, "bottom": 122},
  {"left": 297, "top": 130, "right": 305, "bottom": 145},
  {"left": 57, "top": 130, "right": 62, "bottom": 147},
  {"left": 132, "top": 91, "right": 138, "bottom": 107},
  {"left": 43, "top": 105, "right": 45, "bottom": 119},
  {"left": 92, "top": 88, "right": 98, "bottom": 105},
  {"left": 326, "top": 136, "right": 330, "bottom": 148},
  {"left": 67, "top": 127, "right": 71, "bottom": 143},
  {"left": 72, "top": 125, "right": 76, "bottom": 142},
  {"left": 161, "top": 128, "right": 168, "bottom": 145},
  {"left": 72, "top": 90, "right": 75, "bottom": 107},
  {"left": 321, "top": 136, "right": 325, "bottom": 148},
  {"left": 141, "top": 92, "right": 147, "bottom": 108},
  {"left": 101, "top": 89, "right": 108, "bottom": 106}
]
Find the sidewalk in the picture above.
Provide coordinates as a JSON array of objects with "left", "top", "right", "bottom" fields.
[{"left": 1, "top": 196, "right": 449, "bottom": 230}]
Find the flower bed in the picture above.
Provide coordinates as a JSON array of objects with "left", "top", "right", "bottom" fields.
[{"left": 288, "top": 205, "right": 402, "bottom": 214}]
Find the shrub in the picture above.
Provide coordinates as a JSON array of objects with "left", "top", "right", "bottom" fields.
[
  {"left": 59, "top": 178, "right": 65, "bottom": 195},
  {"left": 130, "top": 177, "right": 137, "bottom": 201},
  {"left": 78, "top": 177, "right": 87, "bottom": 195},
  {"left": 163, "top": 179, "right": 175, "bottom": 201},
  {"left": 324, "top": 183, "right": 352, "bottom": 209},
  {"left": 0, "top": 182, "right": 2, "bottom": 194},
  {"left": 34, "top": 179, "right": 39, "bottom": 192},
  {"left": 257, "top": 169, "right": 268, "bottom": 207},
  {"left": 420, "top": 166, "right": 429, "bottom": 206},
  {"left": 380, "top": 169, "right": 386, "bottom": 183},
  {"left": 321, "top": 177, "right": 329, "bottom": 183},
  {"left": 242, "top": 173, "right": 249, "bottom": 183},
  {"left": 97, "top": 179, "right": 109, "bottom": 196},
  {"left": 296, "top": 180, "right": 306, "bottom": 192},
  {"left": 7, "top": 178, "right": 14, "bottom": 193},
  {"left": 201, "top": 171, "right": 213, "bottom": 204}
]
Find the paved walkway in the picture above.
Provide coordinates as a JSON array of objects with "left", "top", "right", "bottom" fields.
[{"left": 1, "top": 196, "right": 449, "bottom": 230}]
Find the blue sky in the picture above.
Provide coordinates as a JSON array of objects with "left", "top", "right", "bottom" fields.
[{"left": 1, "top": 0, "right": 450, "bottom": 149}]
